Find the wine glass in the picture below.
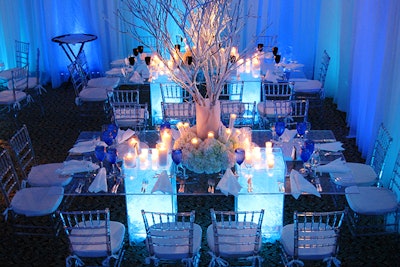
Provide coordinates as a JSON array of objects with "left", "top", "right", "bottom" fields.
[
  {"left": 304, "top": 139, "right": 315, "bottom": 154},
  {"left": 107, "top": 124, "right": 118, "bottom": 140},
  {"left": 296, "top": 122, "right": 307, "bottom": 139},
  {"left": 95, "top": 145, "right": 106, "bottom": 167},
  {"left": 106, "top": 147, "right": 119, "bottom": 178},
  {"left": 171, "top": 149, "right": 182, "bottom": 165},
  {"left": 309, "top": 150, "right": 321, "bottom": 178},
  {"left": 275, "top": 121, "right": 286, "bottom": 143},
  {"left": 102, "top": 130, "right": 114, "bottom": 146},
  {"left": 299, "top": 146, "right": 312, "bottom": 176},
  {"left": 234, "top": 148, "right": 245, "bottom": 176}
]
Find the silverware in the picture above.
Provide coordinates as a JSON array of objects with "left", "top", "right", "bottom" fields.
[
  {"left": 141, "top": 179, "right": 148, "bottom": 193},
  {"left": 75, "top": 181, "right": 84, "bottom": 194}
]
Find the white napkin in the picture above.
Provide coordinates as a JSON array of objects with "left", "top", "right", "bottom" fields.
[
  {"left": 315, "top": 141, "right": 344, "bottom": 152},
  {"left": 56, "top": 160, "right": 99, "bottom": 175},
  {"left": 116, "top": 128, "right": 135, "bottom": 144},
  {"left": 281, "top": 129, "right": 297, "bottom": 142},
  {"left": 152, "top": 170, "right": 173, "bottom": 194},
  {"left": 129, "top": 71, "right": 144, "bottom": 83},
  {"left": 88, "top": 167, "right": 108, "bottom": 193},
  {"left": 290, "top": 169, "right": 321, "bottom": 199},
  {"left": 136, "top": 64, "right": 150, "bottom": 79},
  {"left": 216, "top": 169, "right": 242, "bottom": 196},
  {"left": 264, "top": 69, "right": 278, "bottom": 83},
  {"left": 317, "top": 158, "right": 350, "bottom": 174},
  {"left": 69, "top": 140, "right": 107, "bottom": 154}
]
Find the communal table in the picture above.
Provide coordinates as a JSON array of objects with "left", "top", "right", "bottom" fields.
[
  {"left": 63, "top": 129, "right": 350, "bottom": 245},
  {"left": 52, "top": 33, "right": 97, "bottom": 63}
]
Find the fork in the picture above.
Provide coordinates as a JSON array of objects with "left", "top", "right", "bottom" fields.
[
  {"left": 75, "top": 181, "right": 84, "bottom": 194},
  {"left": 141, "top": 179, "right": 149, "bottom": 193}
]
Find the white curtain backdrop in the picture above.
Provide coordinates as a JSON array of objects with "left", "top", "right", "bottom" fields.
[{"left": 1, "top": 0, "right": 399, "bottom": 184}]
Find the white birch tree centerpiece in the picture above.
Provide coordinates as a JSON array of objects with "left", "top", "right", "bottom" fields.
[{"left": 118, "top": 0, "right": 257, "bottom": 173}]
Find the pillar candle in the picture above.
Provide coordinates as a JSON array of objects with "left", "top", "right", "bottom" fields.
[
  {"left": 208, "top": 131, "right": 214, "bottom": 139},
  {"left": 157, "top": 143, "right": 168, "bottom": 167},
  {"left": 151, "top": 149, "right": 159, "bottom": 170},
  {"left": 176, "top": 122, "right": 184, "bottom": 135},
  {"left": 228, "top": 114, "right": 237, "bottom": 130},
  {"left": 161, "top": 130, "right": 172, "bottom": 151}
]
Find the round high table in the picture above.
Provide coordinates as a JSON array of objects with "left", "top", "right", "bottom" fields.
[{"left": 52, "top": 33, "right": 97, "bottom": 63}]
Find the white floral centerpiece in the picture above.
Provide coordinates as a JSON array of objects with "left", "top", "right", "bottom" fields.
[{"left": 173, "top": 125, "right": 240, "bottom": 174}]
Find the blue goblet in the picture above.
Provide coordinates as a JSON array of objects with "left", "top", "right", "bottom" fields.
[
  {"left": 299, "top": 146, "right": 312, "bottom": 176},
  {"left": 160, "top": 121, "right": 171, "bottom": 132},
  {"left": 235, "top": 148, "right": 246, "bottom": 166},
  {"left": 304, "top": 139, "right": 315, "bottom": 154},
  {"left": 235, "top": 148, "right": 246, "bottom": 176},
  {"left": 102, "top": 130, "right": 114, "bottom": 146},
  {"left": 106, "top": 147, "right": 118, "bottom": 164},
  {"left": 275, "top": 121, "right": 286, "bottom": 143},
  {"left": 107, "top": 124, "right": 118, "bottom": 139},
  {"left": 296, "top": 122, "right": 307, "bottom": 138},
  {"left": 171, "top": 149, "right": 182, "bottom": 165},
  {"left": 95, "top": 145, "right": 106, "bottom": 167}
]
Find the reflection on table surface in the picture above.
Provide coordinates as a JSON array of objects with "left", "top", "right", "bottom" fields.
[{"left": 63, "top": 129, "right": 348, "bottom": 197}]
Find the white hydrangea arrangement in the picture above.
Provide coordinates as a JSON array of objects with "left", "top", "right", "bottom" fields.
[{"left": 173, "top": 125, "right": 240, "bottom": 174}]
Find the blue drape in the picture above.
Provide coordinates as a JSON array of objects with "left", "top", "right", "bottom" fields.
[{"left": 1, "top": 0, "right": 399, "bottom": 185}]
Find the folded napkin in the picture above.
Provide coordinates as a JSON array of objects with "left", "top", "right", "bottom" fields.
[
  {"left": 129, "top": 71, "right": 144, "bottom": 83},
  {"left": 88, "top": 167, "right": 108, "bottom": 193},
  {"left": 264, "top": 70, "right": 278, "bottom": 83},
  {"left": 152, "top": 170, "right": 173, "bottom": 194},
  {"left": 290, "top": 169, "right": 321, "bottom": 199},
  {"left": 69, "top": 140, "right": 107, "bottom": 154},
  {"left": 116, "top": 128, "right": 135, "bottom": 144},
  {"left": 136, "top": 64, "right": 150, "bottom": 79},
  {"left": 56, "top": 160, "right": 99, "bottom": 175},
  {"left": 315, "top": 141, "right": 344, "bottom": 152},
  {"left": 216, "top": 169, "right": 242, "bottom": 196},
  {"left": 317, "top": 158, "right": 350, "bottom": 174},
  {"left": 281, "top": 129, "right": 297, "bottom": 142}
]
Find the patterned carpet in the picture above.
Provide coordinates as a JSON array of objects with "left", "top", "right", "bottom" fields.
[{"left": 0, "top": 83, "right": 398, "bottom": 266}]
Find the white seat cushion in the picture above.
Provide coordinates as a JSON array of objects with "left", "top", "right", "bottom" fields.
[
  {"left": 206, "top": 222, "right": 262, "bottom": 258},
  {"left": 28, "top": 163, "right": 72, "bottom": 187},
  {"left": 79, "top": 87, "right": 107, "bottom": 102},
  {"left": 7, "top": 78, "right": 35, "bottom": 91},
  {"left": 114, "top": 107, "right": 149, "bottom": 127},
  {"left": 293, "top": 79, "right": 322, "bottom": 93},
  {"left": 0, "top": 90, "right": 27, "bottom": 104},
  {"left": 71, "top": 220, "right": 126, "bottom": 258},
  {"left": 0, "top": 68, "right": 15, "bottom": 81},
  {"left": 257, "top": 101, "right": 275, "bottom": 116},
  {"left": 220, "top": 101, "right": 246, "bottom": 115},
  {"left": 87, "top": 77, "right": 120, "bottom": 89},
  {"left": 280, "top": 223, "right": 336, "bottom": 260},
  {"left": 11, "top": 186, "right": 64, "bottom": 216},
  {"left": 331, "top": 162, "right": 377, "bottom": 186},
  {"left": 164, "top": 102, "right": 194, "bottom": 117},
  {"left": 148, "top": 223, "right": 202, "bottom": 260},
  {"left": 345, "top": 186, "right": 398, "bottom": 215}
]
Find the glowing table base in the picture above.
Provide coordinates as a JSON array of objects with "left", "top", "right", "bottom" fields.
[{"left": 125, "top": 148, "right": 285, "bottom": 244}]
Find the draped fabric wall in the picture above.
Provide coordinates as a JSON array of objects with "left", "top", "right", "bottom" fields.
[{"left": 0, "top": 0, "right": 399, "bottom": 184}]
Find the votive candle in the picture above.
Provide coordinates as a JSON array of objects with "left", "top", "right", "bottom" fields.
[{"left": 124, "top": 152, "right": 136, "bottom": 168}]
